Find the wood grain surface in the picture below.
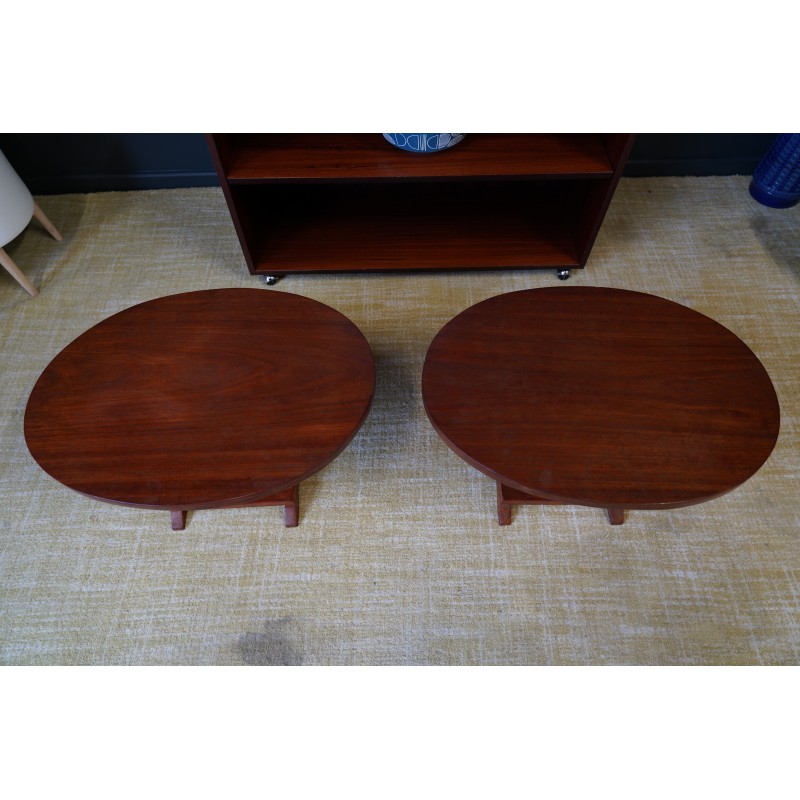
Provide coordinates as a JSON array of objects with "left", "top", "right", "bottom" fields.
[
  {"left": 218, "top": 134, "right": 615, "bottom": 181},
  {"left": 24, "top": 289, "right": 375, "bottom": 511},
  {"left": 422, "top": 287, "right": 780, "bottom": 512},
  {"left": 207, "top": 134, "right": 634, "bottom": 277}
]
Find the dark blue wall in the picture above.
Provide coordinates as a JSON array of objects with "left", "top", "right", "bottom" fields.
[
  {"left": 624, "top": 134, "right": 777, "bottom": 177},
  {"left": 0, "top": 134, "right": 217, "bottom": 193},
  {"left": 0, "top": 133, "right": 779, "bottom": 194}
]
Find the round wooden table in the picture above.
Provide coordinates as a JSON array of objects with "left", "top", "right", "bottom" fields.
[
  {"left": 25, "top": 289, "right": 375, "bottom": 529},
  {"left": 422, "top": 287, "right": 780, "bottom": 525}
]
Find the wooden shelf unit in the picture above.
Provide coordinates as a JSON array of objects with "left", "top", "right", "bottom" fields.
[{"left": 207, "top": 134, "right": 635, "bottom": 277}]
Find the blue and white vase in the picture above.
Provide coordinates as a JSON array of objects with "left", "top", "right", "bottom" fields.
[{"left": 383, "top": 133, "right": 466, "bottom": 153}]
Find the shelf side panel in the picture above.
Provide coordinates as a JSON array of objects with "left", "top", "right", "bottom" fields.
[
  {"left": 207, "top": 135, "right": 258, "bottom": 273},
  {"left": 575, "top": 134, "right": 637, "bottom": 267}
]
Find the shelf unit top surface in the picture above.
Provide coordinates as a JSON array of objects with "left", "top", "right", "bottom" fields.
[{"left": 220, "top": 133, "right": 616, "bottom": 181}]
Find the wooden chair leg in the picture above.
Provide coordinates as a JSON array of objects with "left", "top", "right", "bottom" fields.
[
  {"left": 32, "top": 203, "right": 63, "bottom": 241},
  {"left": 0, "top": 247, "right": 38, "bottom": 297}
]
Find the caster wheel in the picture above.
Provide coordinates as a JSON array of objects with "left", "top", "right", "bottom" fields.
[
  {"left": 262, "top": 275, "right": 279, "bottom": 286},
  {"left": 556, "top": 269, "right": 571, "bottom": 281}
]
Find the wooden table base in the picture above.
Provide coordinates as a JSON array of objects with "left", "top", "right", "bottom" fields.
[
  {"left": 497, "top": 482, "right": 625, "bottom": 526},
  {"left": 170, "top": 484, "right": 299, "bottom": 531}
]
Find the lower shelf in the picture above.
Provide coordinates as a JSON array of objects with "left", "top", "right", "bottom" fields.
[{"left": 233, "top": 181, "right": 586, "bottom": 274}]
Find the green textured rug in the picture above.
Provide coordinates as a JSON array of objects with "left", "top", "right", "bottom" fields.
[{"left": 1, "top": 178, "right": 798, "bottom": 664}]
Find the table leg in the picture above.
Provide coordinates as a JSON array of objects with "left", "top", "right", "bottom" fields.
[
  {"left": 284, "top": 484, "right": 299, "bottom": 527},
  {"left": 166, "top": 484, "right": 300, "bottom": 530},
  {"left": 497, "top": 482, "right": 513, "bottom": 525},
  {"left": 496, "top": 481, "right": 558, "bottom": 525},
  {"left": 497, "top": 482, "right": 627, "bottom": 526},
  {"left": 236, "top": 483, "right": 300, "bottom": 527},
  {"left": 171, "top": 510, "right": 187, "bottom": 530}
]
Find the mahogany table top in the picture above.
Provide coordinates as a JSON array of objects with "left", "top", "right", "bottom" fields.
[
  {"left": 25, "top": 289, "right": 375, "bottom": 511},
  {"left": 422, "top": 287, "right": 780, "bottom": 512}
]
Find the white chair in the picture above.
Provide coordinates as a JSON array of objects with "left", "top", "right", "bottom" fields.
[{"left": 0, "top": 149, "right": 62, "bottom": 297}]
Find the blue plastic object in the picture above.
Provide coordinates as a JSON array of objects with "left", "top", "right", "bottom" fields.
[
  {"left": 749, "top": 134, "right": 800, "bottom": 208},
  {"left": 382, "top": 133, "right": 465, "bottom": 153}
]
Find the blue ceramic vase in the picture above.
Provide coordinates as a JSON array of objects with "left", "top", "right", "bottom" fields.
[
  {"left": 383, "top": 134, "right": 466, "bottom": 153},
  {"left": 749, "top": 134, "right": 800, "bottom": 208}
]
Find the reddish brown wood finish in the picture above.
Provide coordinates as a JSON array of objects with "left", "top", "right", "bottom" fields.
[
  {"left": 171, "top": 510, "right": 187, "bottom": 530},
  {"left": 497, "top": 481, "right": 559, "bottom": 525},
  {"left": 212, "top": 134, "right": 617, "bottom": 181},
  {"left": 206, "top": 134, "right": 634, "bottom": 276},
  {"left": 25, "top": 289, "right": 374, "bottom": 528},
  {"left": 170, "top": 486, "right": 301, "bottom": 530},
  {"left": 575, "top": 134, "right": 637, "bottom": 265},
  {"left": 422, "top": 287, "right": 780, "bottom": 524},
  {"left": 248, "top": 183, "right": 582, "bottom": 272}
]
